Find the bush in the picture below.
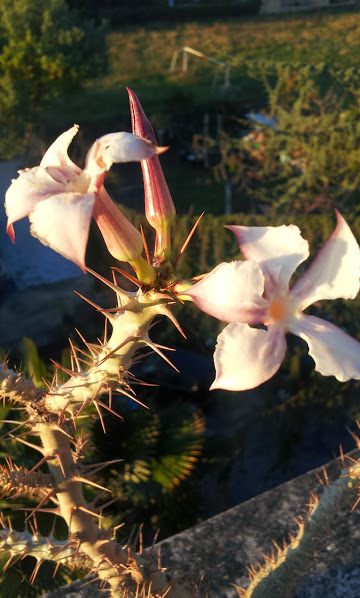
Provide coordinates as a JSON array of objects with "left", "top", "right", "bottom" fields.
[{"left": 0, "top": 0, "right": 108, "bottom": 158}]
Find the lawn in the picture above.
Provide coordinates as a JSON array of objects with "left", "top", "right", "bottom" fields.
[
  {"left": 41, "top": 8, "right": 360, "bottom": 216},
  {"left": 46, "top": 8, "right": 360, "bottom": 129}
]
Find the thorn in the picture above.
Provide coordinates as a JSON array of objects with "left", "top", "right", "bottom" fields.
[
  {"left": 80, "top": 459, "right": 123, "bottom": 476},
  {"left": 111, "top": 270, "right": 122, "bottom": 309},
  {"left": 95, "top": 496, "right": 120, "bottom": 512},
  {"left": 315, "top": 472, "right": 324, "bottom": 486},
  {"left": 173, "top": 212, "right": 204, "bottom": 268},
  {"left": 157, "top": 305, "right": 187, "bottom": 338},
  {"left": 322, "top": 465, "right": 329, "bottom": 485},
  {"left": 24, "top": 507, "right": 61, "bottom": 516},
  {"left": 153, "top": 342, "right": 176, "bottom": 352},
  {"left": 29, "top": 559, "right": 43, "bottom": 584},
  {"left": 9, "top": 435, "right": 46, "bottom": 455},
  {"left": 69, "top": 339, "right": 83, "bottom": 372},
  {"left": 97, "top": 400, "right": 124, "bottom": 421},
  {"left": 97, "top": 338, "right": 133, "bottom": 366},
  {"left": 86, "top": 267, "right": 135, "bottom": 301},
  {"left": 339, "top": 443, "right": 344, "bottom": 463},
  {"left": 72, "top": 476, "right": 111, "bottom": 493},
  {"left": 143, "top": 338, "right": 179, "bottom": 372},
  {"left": 0, "top": 420, "right": 29, "bottom": 440},
  {"left": 2, "top": 555, "right": 14, "bottom": 573},
  {"left": 56, "top": 400, "right": 72, "bottom": 425},
  {"left": 75, "top": 329, "right": 97, "bottom": 358},
  {"left": 290, "top": 513, "right": 303, "bottom": 528},
  {"left": 53, "top": 561, "right": 61, "bottom": 578},
  {"left": 73, "top": 291, "right": 111, "bottom": 320},
  {"left": 77, "top": 505, "right": 105, "bottom": 519},
  {"left": 112, "top": 522, "right": 125, "bottom": 538},
  {"left": 52, "top": 425, "right": 74, "bottom": 440},
  {"left": 24, "top": 454, "right": 53, "bottom": 478},
  {"left": 94, "top": 401, "right": 106, "bottom": 434},
  {"left": 352, "top": 494, "right": 360, "bottom": 511},
  {"left": 115, "top": 391, "right": 149, "bottom": 409},
  {"left": 104, "top": 316, "right": 108, "bottom": 345},
  {"left": 25, "top": 490, "right": 57, "bottom": 521},
  {"left": 108, "top": 387, "right": 113, "bottom": 411},
  {"left": 140, "top": 225, "right": 151, "bottom": 264},
  {"left": 50, "top": 359, "right": 76, "bottom": 378},
  {"left": 50, "top": 516, "right": 57, "bottom": 538},
  {"left": 112, "top": 266, "right": 142, "bottom": 288}
]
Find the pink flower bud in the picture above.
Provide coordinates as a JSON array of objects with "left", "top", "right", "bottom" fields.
[
  {"left": 127, "top": 88, "right": 175, "bottom": 262},
  {"left": 92, "top": 186, "right": 144, "bottom": 263}
]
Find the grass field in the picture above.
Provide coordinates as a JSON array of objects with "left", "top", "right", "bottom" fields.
[
  {"left": 42, "top": 8, "right": 360, "bottom": 215},
  {"left": 47, "top": 8, "right": 360, "bottom": 130}
]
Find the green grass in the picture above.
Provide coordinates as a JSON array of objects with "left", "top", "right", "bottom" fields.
[
  {"left": 43, "top": 8, "right": 360, "bottom": 132},
  {"left": 39, "top": 8, "right": 360, "bottom": 217}
]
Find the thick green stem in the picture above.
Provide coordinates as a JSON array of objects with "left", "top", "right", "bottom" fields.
[
  {"left": 239, "top": 460, "right": 360, "bottom": 598},
  {"left": 0, "top": 288, "right": 193, "bottom": 597}
]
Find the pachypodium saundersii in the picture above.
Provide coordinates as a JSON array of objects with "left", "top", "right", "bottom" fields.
[{"left": 2, "top": 88, "right": 360, "bottom": 598}]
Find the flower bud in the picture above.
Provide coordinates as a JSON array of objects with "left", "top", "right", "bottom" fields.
[
  {"left": 93, "top": 185, "right": 143, "bottom": 263},
  {"left": 127, "top": 88, "right": 176, "bottom": 262},
  {"left": 93, "top": 186, "right": 157, "bottom": 283}
]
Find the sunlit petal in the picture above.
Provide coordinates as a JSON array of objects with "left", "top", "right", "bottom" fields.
[
  {"left": 92, "top": 186, "right": 144, "bottom": 262},
  {"left": 183, "top": 261, "right": 269, "bottom": 324},
  {"left": 291, "top": 211, "right": 360, "bottom": 310},
  {"left": 227, "top": 224, "right": 309, "bottom": 296},
  {"left": 90, "top": 132, "right": 167, "bottom": 174},
  {"left": 211, "top": 323, "right": 287, "bottom": 390},
  {"left": 40, "top": 125, "right": 80, "bottom": 171},
  {"left": 29, "top": 192, "right": 95, "bottom": 271},
  {"left": 5, "top": 167, "right": 65, "bottom": 237},
  {"left": 289, "top": 314, "right": 360, "bottom": 382}
]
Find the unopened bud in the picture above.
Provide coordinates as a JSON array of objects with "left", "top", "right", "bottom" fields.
[{"left": 127, "top": 88, "right": 176, "bottom": 262}]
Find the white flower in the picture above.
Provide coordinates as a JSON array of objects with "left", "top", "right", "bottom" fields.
[
  {"left": 5, "top": 126, "right": 166, "bottom": 270},
  {"left": 184, "top": 211, "right": 360, "bottom": 390}
]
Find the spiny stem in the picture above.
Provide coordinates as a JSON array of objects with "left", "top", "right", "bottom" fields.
[{"left": 238, "top": 459, "right": 360, "bottom": 598}]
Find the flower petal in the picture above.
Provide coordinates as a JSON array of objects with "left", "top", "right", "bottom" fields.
[
  {"left": 87, "top": 132, "right": 167, "bottom": 175},
  {"left": 29, "top": 192, "right": 95, "bottom": 271},
  {"left": 290, "top": 211, "right": 360, "bottom": 310},
  {"left": 183, "top": 261, "right": 269, "bottom": 324},
  {"left": 92, "top": 186, "right": 144, "bottom": 262},
  {"left": 40, "top": 125, "right": 80, "bottom": 171},
  {"left": 289, "top": 314, "right": 360, "bottom": 382},
  {"left": 227, "top": 224, "right": 309, "bottom": 296},
  {"left": 5, "top": 167, "right": 66, "bottom": 239},
  {"left": 211, "top": 322, "right": 287, "bottom": 390}
]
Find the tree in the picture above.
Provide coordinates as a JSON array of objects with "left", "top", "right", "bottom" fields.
[{"left": 0, "top": 0, "right": 108, "bottom": 158}]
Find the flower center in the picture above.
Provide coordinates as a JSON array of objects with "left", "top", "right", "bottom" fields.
[
  {"left": 268, "top": 299, "right": 287, "bottom": 321},
  {"left": 65, "top": 171, "right": 91, "bottom": 195},
  {"left": 266, "top": 294, "right": 300, "bottom": 329}
]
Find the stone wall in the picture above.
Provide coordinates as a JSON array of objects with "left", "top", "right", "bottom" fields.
[{"left": 45, "top": 450, "right": 360, "bottom": 598}]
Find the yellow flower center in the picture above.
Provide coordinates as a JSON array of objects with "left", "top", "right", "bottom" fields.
[
  {"left": 266, "top": 294, "right": 300, "bottom": 329},
  {"left": 268, "top": 299, "right": 287, "bottom": 322}
]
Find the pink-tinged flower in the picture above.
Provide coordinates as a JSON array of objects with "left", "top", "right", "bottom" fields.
[
  {"left": 184, "top": 211, "right": 360, "bottom": 390},
  {"left": 127, "top": 88, "right": 175, "bottom": 261},
  {"left": 5, "top": 125, "right": 166, "bottom": 271}
]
